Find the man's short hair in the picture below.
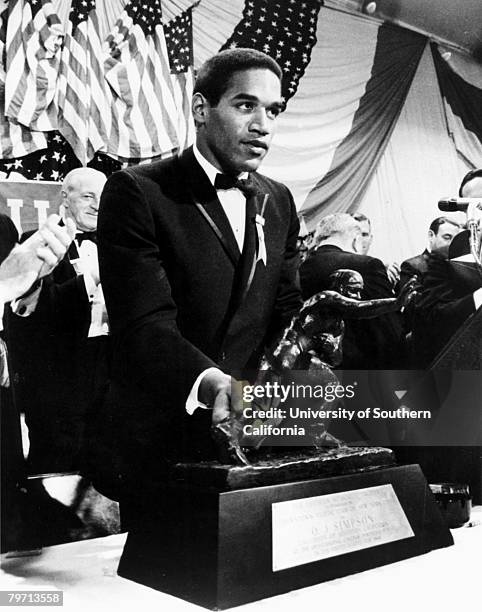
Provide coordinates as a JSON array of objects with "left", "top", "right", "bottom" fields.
[
  {"left": 62, "top": 167, "right": 105, "bottom": 192},
  {"left": 313, "top": 213, "right": 360, "bottom": 247},
  {"left": 193, "top": 48, "right": 283, "bottom": 106},
  {"left": 351, "top": 212, "right": 371, "bottom": 229},
  {"left": 429, "top": 216, "right": 460, "bottom": 234},
  {"left": 458, "top": 168, "right": 482, "bottom": 197}
]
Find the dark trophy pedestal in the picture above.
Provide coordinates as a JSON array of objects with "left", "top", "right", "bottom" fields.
[
  {"left": 396, "top": 308, "right": 482, "bottom": 503},
  {"left": 118, "top": 447, "right": 452, "bottom": 609}
]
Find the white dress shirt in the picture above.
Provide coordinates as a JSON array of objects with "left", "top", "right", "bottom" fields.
[{"left": 192, "top": 143, "right": 247, "bottom": 252}]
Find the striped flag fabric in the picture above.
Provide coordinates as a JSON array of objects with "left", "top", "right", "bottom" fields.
[
  {"left": 299, "top": 24, "right": 426, "bottom": 226},
  {"left": 164, "top": 6, "right": 195, "bottom": 152},
  {"left": 0, "top": 5, "right": 47, "bottom": 159},
  {"left": 220, "top": 0, "right": 323, "bottom": 106},
  {"left": 0, "top": 80, "right": 48, "bottom": 160},
  {"left": 103, "top": 0, "right": 178, "bottom": 162},
  {"left": 4, "top": 0, "right": 63, "bottom": 132},
  {"left": 57, "top": 0, "right": 110, "bottom": 165}
]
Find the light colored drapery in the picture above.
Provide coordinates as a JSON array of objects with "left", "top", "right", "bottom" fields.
[{"left": 356, "top": 44, "right": 469, "bottom": 262}]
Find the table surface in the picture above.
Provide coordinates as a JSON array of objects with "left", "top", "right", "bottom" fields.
[{"left": 1, "top": 507, "right": 480, "bottom": 612}]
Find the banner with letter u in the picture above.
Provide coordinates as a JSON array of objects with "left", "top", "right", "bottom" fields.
[{"left": 0, "top": 180, "right": 61, "bottom": 234}]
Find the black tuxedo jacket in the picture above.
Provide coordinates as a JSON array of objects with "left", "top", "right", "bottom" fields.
[
  {"left": 414, "top": 252, "right": 481, "bottom": 364},
  {"left": 11, "top": 237, "right": 92, "bottom": 376},
  {"left": 0, "top": 215, "right": 23, "bottom": 513},
  {"left": 0, "top": 213, "right": 18, "bottom": 264},
  {"left": 93, "top": 147, "right": 301, "bottom": 498},
  {"left": 9, "top": 239, "right": 97, "bottom": 473},
  {"left": 299, "top": 244, "right": 403, "bottom": 369},
  {"left": 399, "top": 250, "right": 436, "bottom": 333},
  {"left": 400, "top": 250, "right": 431, "bottom": 288}
]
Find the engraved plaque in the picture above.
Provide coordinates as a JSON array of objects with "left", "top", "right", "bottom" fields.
[{"left": 272, "top": 484, "right": 414, "bottom": 571}]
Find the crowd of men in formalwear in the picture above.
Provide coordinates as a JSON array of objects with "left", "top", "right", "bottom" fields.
[
  {"left": 299, "top": 170, "right": 482, "bottom": 372},
  {"left": 0, "top": 48, "right": 481, "bottom": 551}
]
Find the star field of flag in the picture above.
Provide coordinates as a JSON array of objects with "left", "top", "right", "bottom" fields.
[
  {"left": 0, "top": 131, "right": 121, "bottom": 180},
  {"left": 70, "top": 0, "right": 96, "bottom": 35},
  {"left": 164, "top": 7, "right": 193, "bottom": 74},
  {"left": 221, "top": 0, "right": 323, "bottom": 105},
  {"left": 125, "top": 0, "right": 163, "bottom": 37}
]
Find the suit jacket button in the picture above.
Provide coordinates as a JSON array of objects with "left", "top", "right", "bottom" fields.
[{"left": 220, "top": 351, "right": 226, "bottom": 361}]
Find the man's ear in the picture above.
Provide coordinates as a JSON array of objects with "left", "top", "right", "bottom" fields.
[
  {"left": 61, "top": 190, "right": 68, "bottom": 208},
  {"left": 192, "top": 92, "right": 209, "bottom": 126}
]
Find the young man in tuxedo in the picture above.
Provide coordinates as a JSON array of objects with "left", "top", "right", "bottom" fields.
[{"left": 94, "top": 49, "right": 302, "bottom": 518}]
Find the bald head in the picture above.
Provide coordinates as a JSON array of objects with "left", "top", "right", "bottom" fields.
[{"left": 62, "top": 168, "right": 107, "bottom": 232}]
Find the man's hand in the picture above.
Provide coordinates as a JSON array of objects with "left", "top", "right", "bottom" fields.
[
  {"left": 0, "top": 214, "right": 75, "bottom": 303},
  {"left": 201, "top": 370, "right": 250, "bottom": 465},
  {"left": 385, "top": 261, "right": 400, "bottom": 287},
  {"left": 396, "top": 276, "right": 418, "bottom": 310},
  {"left": 199, "top": 369, "right": 237, "bottom": 425}
]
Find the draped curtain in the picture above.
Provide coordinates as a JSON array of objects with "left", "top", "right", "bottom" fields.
[
  {"left": 357, "top": 44, "right": 482, "bottom": 263},
  {"left": 299, "top": 24, "right": 425, "bottom": 226},
  {"left": 431, "top": 43, "right": 482, "bottom": 169},
  {"left": 356, "top": 44, "right": 467, "bottom": 262}
]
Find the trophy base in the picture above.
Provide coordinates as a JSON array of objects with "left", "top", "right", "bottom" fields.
[{"left": 118, "top": 449, "right": 452, "bottom": 608}]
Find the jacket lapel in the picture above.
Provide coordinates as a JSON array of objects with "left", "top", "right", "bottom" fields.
[
  {"left": 233, "top": 187, "right": 264, "bottom": 304},
  {"left": 224, "top": 177, "right": 269, "bottom": 329},
  {"left": 178, "top": 148, "right": 240, "bottom": 266}
]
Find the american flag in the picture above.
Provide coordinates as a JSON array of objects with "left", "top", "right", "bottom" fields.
[
  {"left": 103, "top": 0, "right": 179, "bottom": 162},
  {"left": 164, "top": 6, "right": 196, "bottom": 152},
  {"left": 221, "top": 0, "right": 323, "bottom": 106},
  {"left": 0, "top": 130, "right": 121, "bottom": 181},
  {"left": 0, "top": 131, "right": 78, "bottom": 181},
  {"left": 57, "top": 0, "right": 110, "bottom": 165},
  {"left": 0, "top": 5, "right": 47, "bottom": 159},
  {"left": 4, "top": 0, "right": 62, "bottom": 132}
]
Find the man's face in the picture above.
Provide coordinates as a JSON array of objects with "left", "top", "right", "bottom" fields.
[
  {"left": 429, "top": 222, "right": 460, "bottom": 257},
  {"left": 354, "top": 220, "right": 373, "bottom": 255},
  {"left": 63, "top": 172, "right": 106, "bottom": 232},
  {"left": 195, "top": 68, "right": 282, "bottom": 175}
]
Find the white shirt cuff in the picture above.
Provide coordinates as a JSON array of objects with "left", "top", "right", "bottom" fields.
[
  {"left": 185, "top": 366, "right": 222, "bottom": 415},
  {"left": 473, "top": 288, "right": 482, "bottom": 310},
  {"left": 11, "top": 282, "right": 42, "bottom": 317}
]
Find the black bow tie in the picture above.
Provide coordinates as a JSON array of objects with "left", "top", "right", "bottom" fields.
[
  {"left": 76, "top": 231, "right": 97, "bottom": 245},
  {"left": 214, "top": 173, "right": 257, "bottom": 198}
]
